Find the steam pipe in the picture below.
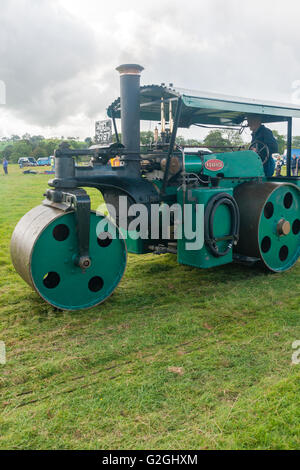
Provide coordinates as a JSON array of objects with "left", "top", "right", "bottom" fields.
[{"left": 116, "top": 64, "right": 144, "bottom": 176}]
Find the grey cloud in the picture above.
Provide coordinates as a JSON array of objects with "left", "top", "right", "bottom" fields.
[
  {"left": 1, "top": 0, "right": 300, "bottom": 135},
  {"left": 0, "top": 0, "right": 114, "bottom": 126},
  {"left": 109, "top": 0, "right": 300, "bottom": 103}
]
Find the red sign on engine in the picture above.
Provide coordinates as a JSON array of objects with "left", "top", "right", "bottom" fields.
[{"left": 205, "top": 159, "right": 224, "bottom": 172}]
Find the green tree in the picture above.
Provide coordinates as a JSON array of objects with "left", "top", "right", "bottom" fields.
[
  {"left": 175, "top": 135, "right": 186, "bottom": 146},
  {"left": 31, "top": 146, "right": 48, "bottom": 159},
  {"left": 43, "top": 139, "right": 61, "bottom": 156},
  {"left": 140, "top": 131, "right": 154, "bottom": 145},
  {"left": 85, "top": 137, "right": 93, "bottom": 147},
  {"left": 292, "top": 136, "right": 300, "bottom": 148},
  {"left": 112, "top": 133, "right": 121, "bottom": 143},
  {"left": 272, "top": 130, "right": 286, "bottom": 154},
  {"left": 30, "top": 135, "right": 45, "bottom": 146},
  {"left": 203, "top": 130, "right": 231, "bottom": 150},
  {"left": 1, "top": 145, "right": 14, "bottom": 161},
  {"left": 9, "top": 141, "right": 33, "bottom": 163},
  {"left": 0, "top": 136, "right": 94, "bottom": 163},
  {"left": 185, "top": 139, "right": 203, "bottom": 146},
  {"left": 223, "top": 130, "right": 244, "bottom": 148}
]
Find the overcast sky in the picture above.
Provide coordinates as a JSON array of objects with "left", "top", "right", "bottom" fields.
[{"left": 1, "top": 0, "right": 300, "bottom": 140}]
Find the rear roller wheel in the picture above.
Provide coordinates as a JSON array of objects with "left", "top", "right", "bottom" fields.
[
  {"left": 10, "top": 205, "right": 127, "bottom": 310},
  {"left": 234, "top": 182, "right": 300, "bottom": 272}
]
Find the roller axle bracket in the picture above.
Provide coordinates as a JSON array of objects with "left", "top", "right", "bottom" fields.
[{"left": 44, "top": 188, "right": 91, "bottom": 270}]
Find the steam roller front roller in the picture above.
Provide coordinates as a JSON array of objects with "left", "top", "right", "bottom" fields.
[
  {"left": 234, "top": 182, "right": 300, "bottom": 272},
  {"left": 10, "top": 205, "right": 127, "bottom": 310}
]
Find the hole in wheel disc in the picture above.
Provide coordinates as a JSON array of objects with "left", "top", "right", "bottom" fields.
[
  {"left": 43, "top": 272, "right": 60, "bottom": 289},
  {"left": 279, "top": 245, "right": 289, "bottom": 262},
  {"left": 284, "top": 192, "right": 293, "bottom": 209},
  {"left": 97, "top": 232, "right": 112, "bottom": 248},
  {"left": 292, "top": 219, "right": 300, "bottom": 235},
  {"left": 88, "top": 276, "right": 104, "bottom": 292},
  {"left": 264, "top": 202, "right": 274, "bottom": 219},
  {"left": 261, "top": 236, "right": 271, "bottom": 253},
  {"left": 53, "top": 224, "right": 70, "bottom": 241}
]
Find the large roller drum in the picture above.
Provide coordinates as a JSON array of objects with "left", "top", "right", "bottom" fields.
[
  {"left": 10, "top": 205, "right": 127, "bottom": 310},
  {"left": 234, "top": 182, "right": 300, "bottom": 272}
]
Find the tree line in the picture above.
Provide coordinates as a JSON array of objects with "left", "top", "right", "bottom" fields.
[
  {"left": 114, "top": 129, "right": 287, "bottom": 153},
  {"left": 0, "top": 135, "right": 93, "bottom": 164},
  {"left": 0, "top": 129, "right": 290, "bottom": 164}
]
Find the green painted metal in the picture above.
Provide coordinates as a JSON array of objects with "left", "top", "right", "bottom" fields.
[
  {"left": 181, "top": 94, "right": 300, "bottom": 126},
  {"left": 119, "top": 228, "right": 150, "bottom": 254},
  {"left": 184, "top": 155, "right": 203, "bottom": 173},
  {"left": 272, "top": 177, "right": 300, "bottom": 188},
  {"left": 184, "top": 151, "right": 265, "bottom": 178},
  {"left": 177, "top": 187, "right": 233, "bottom": 268},
  {"left": 151, "top": 180, "right": 178, "bottom": 198},
  {"left": 234, "top": 182, "right": 300, "bottom": 272},
  {"left": 258, "top": 184, "right": 300, "bottom": 272},
  {"left": 30, "top": 210, "right": 127, "bottom": 310},
  {"left": 108, "top": 84, "right": 300, "bottom": 127}
]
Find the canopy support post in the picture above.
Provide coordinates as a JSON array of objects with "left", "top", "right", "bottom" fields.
[
  {"left": 111, "top": 109, "right": 120, "bottom": 145},
  {"left": 161, "top": 98, "right": 182, "bottom": 195},
  {"left": 287, "top": 117, "right": 292, "bottom": 177}
]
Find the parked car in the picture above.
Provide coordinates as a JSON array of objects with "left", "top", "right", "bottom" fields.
[
  {"left": 18, "top": 157, "right": 37, "bottom": 168},
  {"left": 37, "top": 157, "right": 51, "bottom": 166},
  {"left": 28, "top": 157, "right": 37, "bottom": 166},
  {"left": 18, "top": 157, "right": 31, "bottom": 168}
]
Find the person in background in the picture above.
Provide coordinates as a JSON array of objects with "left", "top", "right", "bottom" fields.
[
  {"left": 275, "top": 155, "right": 283, "bottom": 177},
  {"left": 3, "top": 158, "right": 8, "bottom": 175},
  {"left": 291, "top": 154, "right": 298, "bottom": 176},
  {"left": 247, "top": 115, "right": 278, "bottom": 177}
]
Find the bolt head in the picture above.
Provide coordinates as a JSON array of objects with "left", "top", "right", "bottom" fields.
[
  {"left": 79, "top": 256, "right": 92, "bottom": 269},
  {"left": 277, "top": 219, "right": 291, "bottom": 236}
]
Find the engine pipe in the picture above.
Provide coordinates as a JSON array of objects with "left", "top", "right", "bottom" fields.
[{"left": 116, "top": 64, "right": 144, "bottom": 177}]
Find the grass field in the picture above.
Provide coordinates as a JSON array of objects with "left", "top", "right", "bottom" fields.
[{"left": 0, "top": 164, "right": 300, "bottom": 450}]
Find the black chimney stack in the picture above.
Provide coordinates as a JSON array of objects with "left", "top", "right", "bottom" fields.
[{"left": 116, "top": 64, "right": 144, "bottom": 176}]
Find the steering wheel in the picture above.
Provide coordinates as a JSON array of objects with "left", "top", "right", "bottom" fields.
[{"left": 248, "top": 140, "right": 270, "bottom": 165}]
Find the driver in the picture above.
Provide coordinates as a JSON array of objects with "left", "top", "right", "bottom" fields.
[{"left": 247, "top": 115, "right": 278, "bottom": 177}]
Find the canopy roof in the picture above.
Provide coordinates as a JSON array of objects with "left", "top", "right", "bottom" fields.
[{"left": 107, "top": 85, "right": 300, "bottom": 128}]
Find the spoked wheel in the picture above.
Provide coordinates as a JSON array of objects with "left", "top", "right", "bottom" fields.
[
  {"left": 10, "top": 205, "right": 127, "bottom": 310},
  {"left": 234, "top": 182, "right": 300, "bottom": 272}
]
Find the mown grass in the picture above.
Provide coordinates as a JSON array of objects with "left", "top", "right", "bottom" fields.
[{"left": 0, "top": 165, "right": 300, "bottom": 450}]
